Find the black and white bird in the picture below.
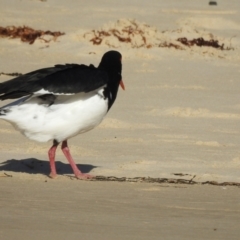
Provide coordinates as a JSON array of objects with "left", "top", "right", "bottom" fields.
[{"left": 0, "top": 50, "right": 124, "bottom": 179}]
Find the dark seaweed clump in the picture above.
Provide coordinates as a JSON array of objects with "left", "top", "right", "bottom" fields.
[
  {"left": 177, "top": 37, "right": 233, "bottom": 50},
  {"left": 0, "top": 26, "right": 65, "bottom": 44}
]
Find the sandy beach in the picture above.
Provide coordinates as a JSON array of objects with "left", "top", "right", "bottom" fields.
[
  {"left": 1, "top": 179, "right": 240, "bottom": 240},
  {"left": 0, "top": 0, "right": 240, "bottom": 239}
]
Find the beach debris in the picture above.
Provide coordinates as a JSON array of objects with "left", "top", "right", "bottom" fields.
[
  {"left": 0, "top": 25, "right": 65, "bottom": 44},
  {"left": 158, "top": 42, "right": 183, "bottom": 50},
  {"left": 173, "top": 173, "right": 191, "bottom": 177},
  {"left": 209, "top": 1, "right": 217, "bottom": 6},
  {"left": 0, "top": 172, "right": 13, "bottom": 177},
  {"left": 83, "top": 19, "right": 232, "bottom": 52},
  {"left": 90, "top": 176, "right": 240, "bottom": 187},
  {"left": 177, "top": 37, "right": 230, "bottom": 50},
  {"left": 84, "top": 19, "right": 183, "bottom": 49},
  {"left": 84, "top": 19, "right": 160, "bottom": 48},
  {"left": 0, "top": 72, "right": 23, "bottom": 77}
]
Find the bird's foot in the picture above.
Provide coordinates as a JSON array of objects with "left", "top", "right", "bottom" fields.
[
  {"left": 75, "top": 173, "right": 94, "bottom": 180},
  {"left": 49, "top": 172, "right": 57, "bottom": 179}
]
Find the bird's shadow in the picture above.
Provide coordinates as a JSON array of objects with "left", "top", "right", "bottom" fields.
[{"left": 0, "top": 158, "right": 97, "bottom": 176}]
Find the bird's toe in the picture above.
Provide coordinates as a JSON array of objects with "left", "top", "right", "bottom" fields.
[{"left": 76, "top": 173, "right": 94, "bottom": 180}]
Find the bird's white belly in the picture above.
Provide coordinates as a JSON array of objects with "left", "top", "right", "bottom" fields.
[{"left": 2, "top": 90, "right": 108, "bottom": 142}]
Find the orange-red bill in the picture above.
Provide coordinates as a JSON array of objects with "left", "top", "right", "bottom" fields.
[{"left": 120, "top": 80, "right": 125, "bottom": 90}]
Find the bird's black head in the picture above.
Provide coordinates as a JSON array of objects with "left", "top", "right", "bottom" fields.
[
  {"left": 98, "top": 51, "right": 124, "bottom": 111},
  {"left": 98, "top": 50, "right": 122, "bottom": 74}
]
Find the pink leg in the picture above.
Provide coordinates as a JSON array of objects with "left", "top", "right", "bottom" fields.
[
  {"left": 61, "top": 140, "right": 93, "bottom": 179},
  {"left": 48, "top": 140, "right": 59, "bottom": 178}
]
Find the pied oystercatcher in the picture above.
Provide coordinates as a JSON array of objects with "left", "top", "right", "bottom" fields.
[{"left": 0, "top": 50, "right": 124, "bottom": 179}]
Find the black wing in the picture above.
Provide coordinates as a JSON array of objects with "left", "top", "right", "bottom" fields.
[{"left": 0, "top": 64, "right": 108, "bottom": 100}]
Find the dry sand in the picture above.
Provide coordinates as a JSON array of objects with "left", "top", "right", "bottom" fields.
[{"left": 0, "top": 0, "right": 240, "bottom": 239}]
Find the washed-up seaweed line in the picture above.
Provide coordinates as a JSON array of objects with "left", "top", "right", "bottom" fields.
[
  {"left": 1, "top": 173, "right": 239, "bottom": 186},
  {"left": 0, "top": 26, "right": 65, "bottom": 44},
  {"left": 93, "top": 176, "right": 240, "bottom": 187},
  {"left": 85, "top": 20, "right": 232, "bottom": 50},
  {"left": 176, "top": 37, "right": 232, "bottom": 50},
  {"left": 0, "top": 72, "right": 23, "bottom": 77}
]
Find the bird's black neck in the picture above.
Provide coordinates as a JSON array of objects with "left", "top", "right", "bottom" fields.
[{"left": 103, "top": 72, "right": 121, "bottom": 111}]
